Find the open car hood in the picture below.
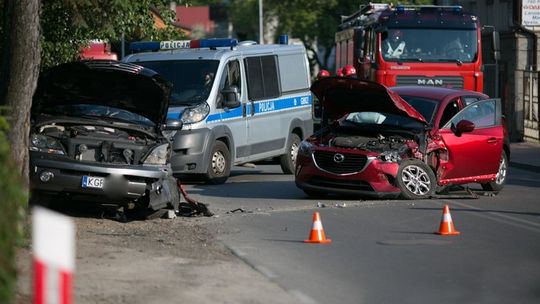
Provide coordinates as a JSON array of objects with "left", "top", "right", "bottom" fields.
[
  {"left": 311, "top": 78, "right": 427, "bottom": 124},
  {"left": 33, "top": 60, "right": 171, "bottom": 124}
]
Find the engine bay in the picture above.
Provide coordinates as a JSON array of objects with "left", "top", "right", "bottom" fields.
[{"left": 35, "top": 123, "right": 162, "bottom": 165}]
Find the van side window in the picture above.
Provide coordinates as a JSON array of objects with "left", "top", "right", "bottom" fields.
[
  {"left": 245, "top": 55, "right": 281, "bottom": 100},
  {"left": 221, "top": 60, "right": 241, "bottom": 94}
]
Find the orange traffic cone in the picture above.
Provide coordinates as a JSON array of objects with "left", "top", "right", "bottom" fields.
[
  {"left": 304, "top": 212, "right": 332, "bottom": 244},
  {"left": 435, "top": 205, "right": 461, "bottom": 235}
]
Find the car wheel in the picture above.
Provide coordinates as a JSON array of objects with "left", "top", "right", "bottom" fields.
[
  {"left": 396, "top": 160, "right": 436, "bottom": 200},
  {"left": 205, "top": 141, "right": 230, "bottom": 185},
  {"left": 481, "top": 151, "right": 508, "bottom": 193},
  {"left": 280, "top": 133, "right": 301, "bottom": 174}
]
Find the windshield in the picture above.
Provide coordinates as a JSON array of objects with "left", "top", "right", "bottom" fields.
[
  {"left": 137, "top": 60, "right": 219, "bottom": 106},
  {"left": 399, "top": 95, "right": 439, "bottom": 124},
  {"left": 381, "top": 28, "right": 478, "bottom": 63},
  {"left": 343, "top": 111, "right": 425, "bottom": 130},
  {"left": 40, "top": 104, "right": 155, "bottom": 126}
]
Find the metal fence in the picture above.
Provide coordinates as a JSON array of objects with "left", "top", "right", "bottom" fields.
[{"left": 522, "top": 69, "right": 540, "bottom": 142}]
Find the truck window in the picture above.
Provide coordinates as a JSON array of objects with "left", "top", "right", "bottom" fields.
[
  {"left": 381, "top": 28, "right": 477, "bottom": 63},
  {"left": 245, "top": 55, "right": 281, "bottom": 100}
]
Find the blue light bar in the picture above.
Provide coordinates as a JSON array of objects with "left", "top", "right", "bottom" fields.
[
  {"left": 396, "top": 5, "right": 405, "bottom": 13},
  {"left": 130, "top": 41, "right": 160, "bottom": 52},
  {"left": 193, "top": 38, "right": 238, "bottom": 49}
]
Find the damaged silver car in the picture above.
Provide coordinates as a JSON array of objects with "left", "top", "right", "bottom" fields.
[{"left": 29, "top": 60, "right": 183, "bottom": 216}]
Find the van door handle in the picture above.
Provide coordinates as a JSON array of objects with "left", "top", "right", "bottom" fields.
[
  {"left": 242, "top": 103, "right": 246, "bottom": 117},
  {"left": 487, "top": 137, "right": 499, "bottom": 144},
  {"left": 251, "top": 102, "right": 255, "bottom": 116}
]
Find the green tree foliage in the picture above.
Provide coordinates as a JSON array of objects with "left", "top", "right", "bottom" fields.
[
  {"left": 0, "top": 112, "right": 26, "bottom": 304},
  {"left": 40, "top": 0, "right": 185, "bottom": 68}
]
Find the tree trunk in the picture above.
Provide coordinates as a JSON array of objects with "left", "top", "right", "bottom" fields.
[{"left": 0, "top": 0, "right": 41, "bottom": 186}]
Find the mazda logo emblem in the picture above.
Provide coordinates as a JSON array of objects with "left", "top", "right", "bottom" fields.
[{"left": 333, "top": 153, "right": 345, "bottom": 163}]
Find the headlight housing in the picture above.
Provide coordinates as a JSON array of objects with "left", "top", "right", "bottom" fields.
[
  {"left": 379, "top": 151, "right": 402, "bottom": 163},
  {"left": 143, "top": 144, "right": 170, "bottom": 165},
  {"left": 181, "top": 103, "right": 210, "bottom": 124},
  {"left": 29, "top": 134, "right": 65, "bottom": 155},
  {"left": 298, "top": 141, "right": 314, "bottom": 156}
]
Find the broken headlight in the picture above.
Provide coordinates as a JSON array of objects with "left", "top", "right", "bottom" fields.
[
  {"left": 298, "top": 141, "right": 314, "bottom": 156},
  {"left": 181, "top": 102, "right": 210, "bottom": 124},
  {"left": 143, "top": 144, "right": 170, "bottom": 165},
  {"left": 379, "top": 151, "right": 402, "bottom": 163},
  {"left": 29, "top": 134, "right": 65, "bottom": 155}
]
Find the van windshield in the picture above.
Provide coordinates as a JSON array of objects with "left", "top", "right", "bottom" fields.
[{"left": 137, "top": 60, "right": 219, "bottom": 106}]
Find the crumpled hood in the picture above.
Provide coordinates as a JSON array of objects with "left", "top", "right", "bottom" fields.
[
  {"left": 311, "top": 77, "right": 427, "bottom": 124},
  {"left": 33, "top": 60, "right": 171, "bottom": 124}
]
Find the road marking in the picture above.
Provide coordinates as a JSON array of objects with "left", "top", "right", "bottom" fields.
[
  {"left": 289, "top": 290, "right": 318, "bottom": 304},
  {"left": 449, "top": 201, "right": 540, "bottom": 234}
]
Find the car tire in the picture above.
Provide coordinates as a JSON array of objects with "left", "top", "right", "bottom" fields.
[
  {"left": 280, "top": 133, "right": 301, "bottom": 174},
  {"left": 204, "top": 141, "right": 230, "bottom": 185},
  {"left": 396, "top": 159, "right": 436, "bottom": 200},
  {"left": 481, "top": 151, "right": 508, "bottom": 193}
]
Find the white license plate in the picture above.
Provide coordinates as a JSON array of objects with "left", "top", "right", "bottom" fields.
[{"left": 82, "top": 176, "right": 105, "bottom": 189}]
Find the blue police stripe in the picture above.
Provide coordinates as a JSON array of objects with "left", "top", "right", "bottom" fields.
[{"left": 166, "top": 95, "right": 312, "bottom": 123}]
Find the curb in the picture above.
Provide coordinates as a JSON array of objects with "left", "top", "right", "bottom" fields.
[{"left": 509, "top": 161, "right": 540, "bottom": 173}]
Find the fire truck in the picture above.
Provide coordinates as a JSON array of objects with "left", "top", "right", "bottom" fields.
[{"left": 335, "top": 3, "right": 490, "bottom": 93}]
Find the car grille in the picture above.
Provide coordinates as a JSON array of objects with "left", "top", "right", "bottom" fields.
[
  {"left": 309, "top": 176, "right": 373, "bottom": 191},
  {"left": 313, "top": 151, "right": 368, "bottom": 174},
  {"left": 396, "top": 76, "right": 464, "bottom": 89}
]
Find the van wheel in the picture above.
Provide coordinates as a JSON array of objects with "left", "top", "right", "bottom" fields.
[
  {"left": 280, "top": 133, "right": 301, "bottom": 174},
  {"left": 396, "top": 160, "right": 436, "bottom": 200},
  {"left": 205, "top": 141, "right": 230, "bottom": 184},
  {"left": 481, "top": 151, "right": 508, "bottom": 193}
]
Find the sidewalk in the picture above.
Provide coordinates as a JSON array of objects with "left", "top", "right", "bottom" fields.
[{"left": 509, "top": 141, "right": 540, "bottom": 172}]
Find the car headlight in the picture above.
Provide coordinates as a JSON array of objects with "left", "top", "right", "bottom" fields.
[
  {"left": 29, "top": 134, "right": 65, "bottom": 155},
  {"left": 181, "top": 103, "right": 210, "bottom": 124},
  {"left": 298, "top": 141, "right": 314, "bottom": 156},
  {"left": 143, "top": 144, "right": 170, "bottom": 165},
  {"left": 379, "top": 151, "right": 402, "bottom": 163}
]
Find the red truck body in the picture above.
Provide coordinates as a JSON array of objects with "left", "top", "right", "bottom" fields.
[
  {"left": 80, "top": 40, "right": 118, "bottom": 61},
  {"left": 335, "top": 4, "right": 483, "bottom": 92}
]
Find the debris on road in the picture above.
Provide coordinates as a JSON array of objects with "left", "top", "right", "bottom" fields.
[
  {"left": 227, "top": 208, "right": 253, "bottom": 214},
  {"left": 177, "top": 181, "right": 213, "bottom": 217},
  {"left": 317, "top": 202, "right": 326, "bottom": 208}
]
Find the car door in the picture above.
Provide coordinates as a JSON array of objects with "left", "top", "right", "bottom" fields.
[{"left": 437, "top": 98, "right": 503, "bottom": 182}]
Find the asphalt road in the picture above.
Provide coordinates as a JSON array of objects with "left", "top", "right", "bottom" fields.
[{"left": 185, "top": 164, "right": 540, "bottom": 304}]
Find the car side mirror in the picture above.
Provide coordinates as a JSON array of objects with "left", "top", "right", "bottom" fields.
[
  {"left": 221, "top": 85, "right": 241, "bottom": 109},
  {"left": 451, "top": 119, "right": 475, "bottom": 136},
  {"left": 162, "top": 118, "right": 183, "bottom": 131}
]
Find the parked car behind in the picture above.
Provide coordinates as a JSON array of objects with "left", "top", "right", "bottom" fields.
[
  {"left": 29, "top": 60, "right": 183, "bottom": 216},
  {"left": 295, "top": 78, "right": 509, "bottom": 199}
]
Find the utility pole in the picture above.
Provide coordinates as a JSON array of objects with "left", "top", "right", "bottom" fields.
[{"left": 259, "top": 0, "right": 263, "bottom": 44}]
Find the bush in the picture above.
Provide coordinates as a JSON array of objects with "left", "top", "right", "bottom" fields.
[{"left": 0, "top": 113, "right": 27, "bottom": 304}]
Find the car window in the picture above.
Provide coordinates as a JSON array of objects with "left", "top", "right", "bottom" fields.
[
  {"left": 439, "top": 99, "right": 460, "bottom": 128},
  {"left": 399, "top": 95, "right": 438, "bottom": 124},
  {"left": 444, "top": 99, "right": 497, "bottom": 129},
  {"left": 461, "top": 96, "right": 480, "bottom": 106}
]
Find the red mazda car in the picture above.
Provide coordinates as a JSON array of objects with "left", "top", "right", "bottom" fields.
[{"left": 295, "top": 78, "right": 509, "bottom": 199}]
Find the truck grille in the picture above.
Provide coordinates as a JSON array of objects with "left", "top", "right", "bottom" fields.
[
  {"left": 396, "top": 76, "right": 464, "bottom": 89},
  {"left": 313, "top": 151, "right": 368, "bottom": 174}
]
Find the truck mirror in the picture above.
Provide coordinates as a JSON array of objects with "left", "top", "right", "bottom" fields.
[
  {"left": 221, "top": 85, "right": 241, "bottom": 109},
  {"left": 492, "top": 31, "right": 501, "bottom": 61}
]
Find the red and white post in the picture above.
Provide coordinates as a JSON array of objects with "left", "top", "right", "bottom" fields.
[{"left": 32, "top": 207, "right": 75, "bottom": 304}]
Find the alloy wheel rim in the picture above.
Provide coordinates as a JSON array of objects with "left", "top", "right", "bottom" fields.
[
  {"left": 495, "top": 156, "right": 507, "bottom": 185},
  {"left": 402, "top": 165, "right": 431, "bottom": 196}
]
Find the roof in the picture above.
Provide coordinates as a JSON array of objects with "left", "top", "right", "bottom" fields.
[
  {"left": 124, "top": 43, "right": 306, "bottom": 62},
  {"left": 391, "top": 86, "right": 488, "bottom": 102}
]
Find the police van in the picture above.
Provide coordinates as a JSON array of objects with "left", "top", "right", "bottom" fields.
[{"left": 124, "top": 37, "right": 313, "bottom": 184}]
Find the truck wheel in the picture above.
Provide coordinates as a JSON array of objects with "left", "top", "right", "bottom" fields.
[
  {"left": 205, "top": 141, "right": 230, "bottom": 184},
  {"left": 396, "top": 160, "right": 436, "bottom": 200},
  {"left": 280, "top": 133, "right": 301, "bottom": 174},
  {"left": 481, "top": 151, "right": 508, "bottom": 193}
]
